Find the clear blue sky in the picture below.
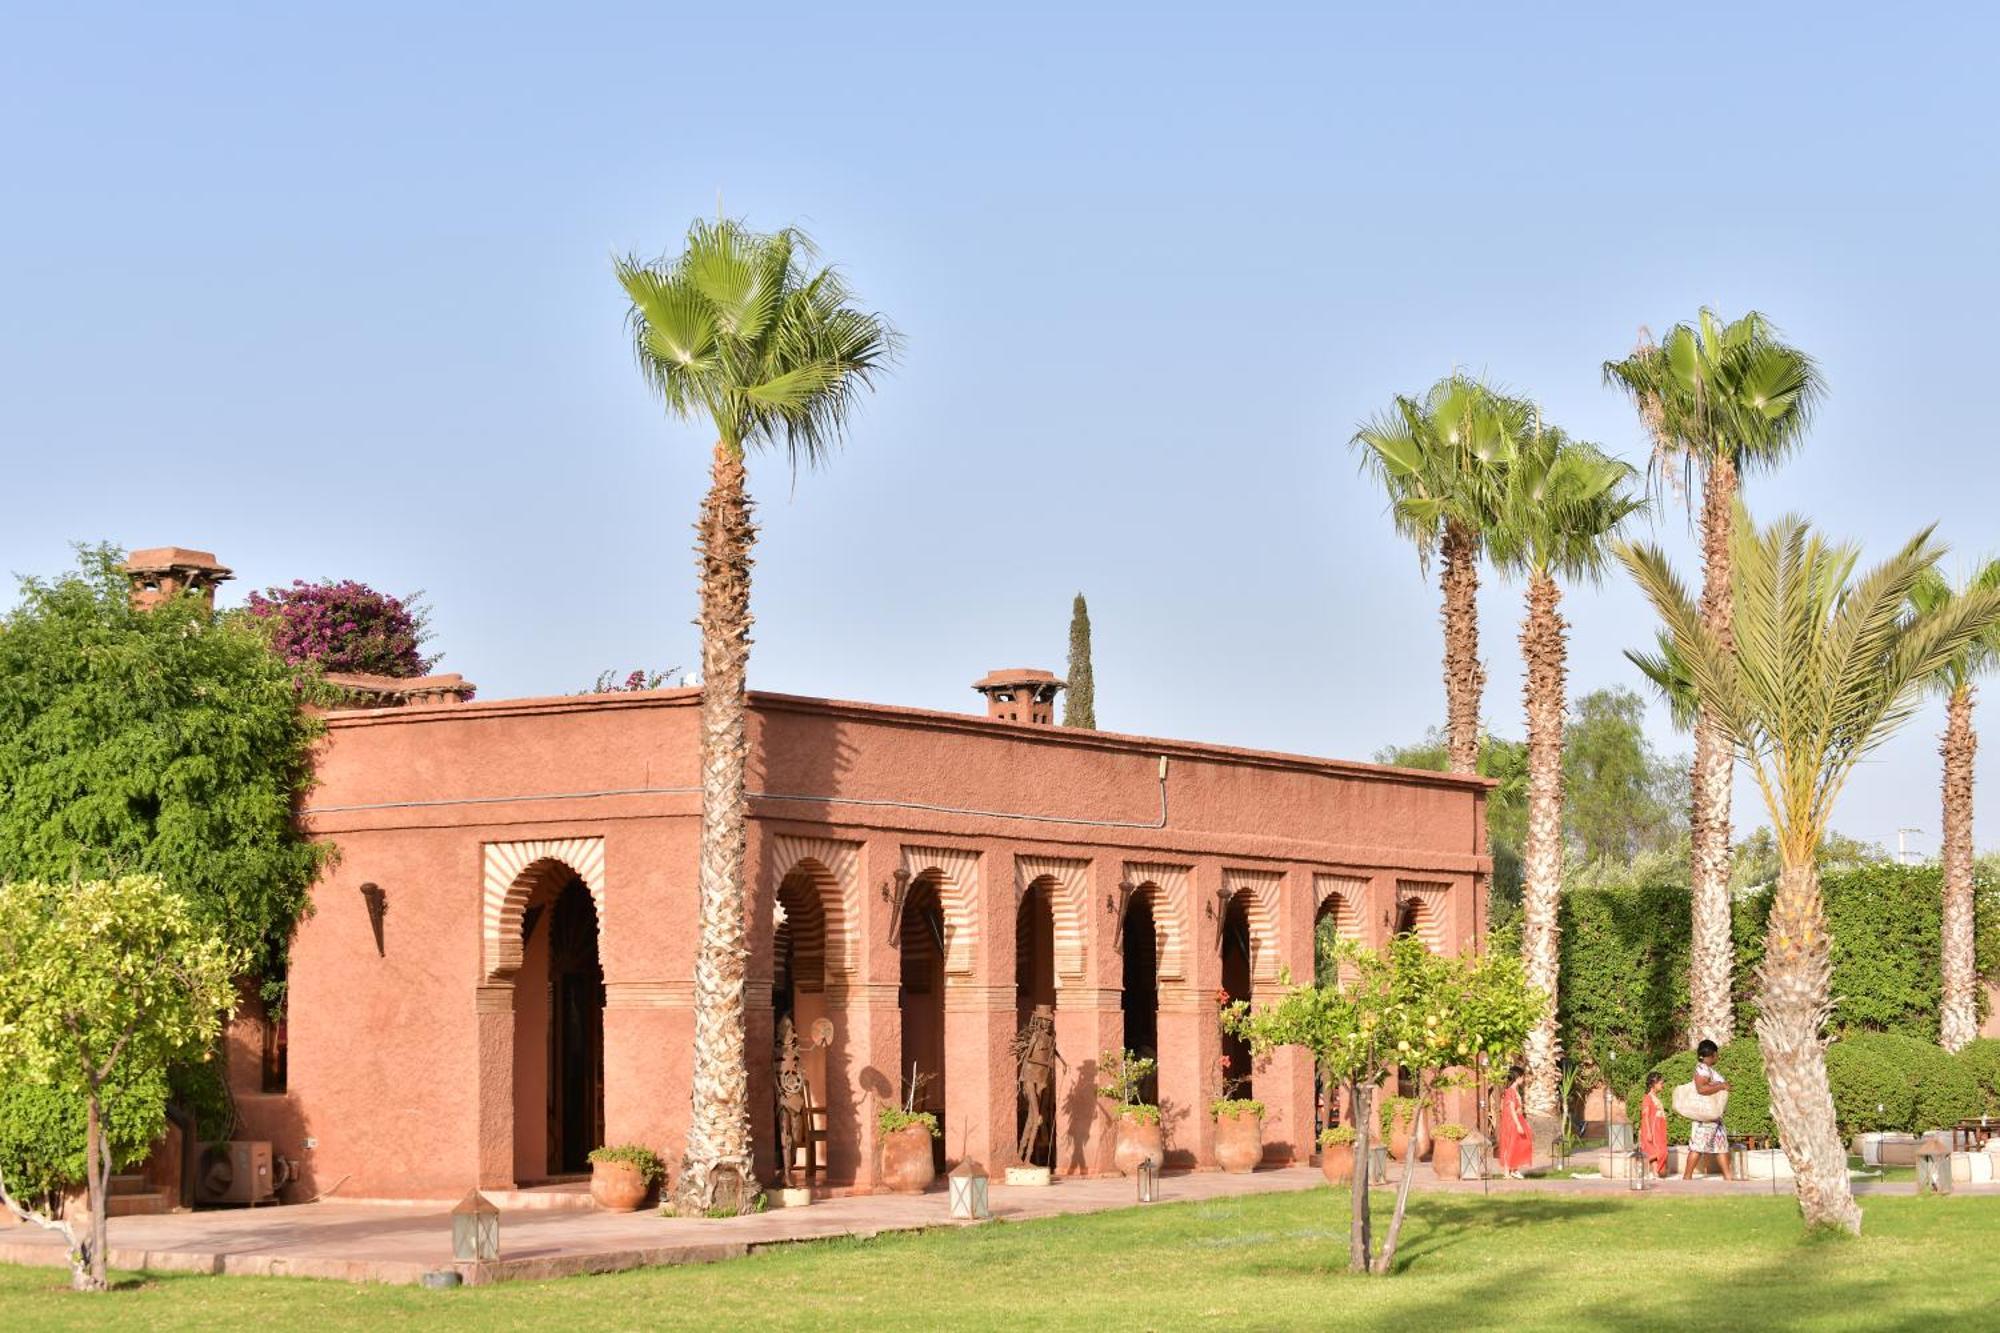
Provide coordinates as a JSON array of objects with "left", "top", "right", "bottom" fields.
[{"left": 4, "top": 3, "right": 1996, "bottom": 856}]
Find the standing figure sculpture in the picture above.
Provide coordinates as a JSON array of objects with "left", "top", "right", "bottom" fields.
[
  {"left": 774, "top": 1015, "right": 814, "bottom": 1189},
  {"left": 1013, "top": 1004, "right": 1066, "bottom": 1167}
]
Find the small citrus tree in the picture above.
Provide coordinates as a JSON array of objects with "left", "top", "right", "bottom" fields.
[
  {"left": 0, "top": 876, "right": 238, "bottom": 1291},
  {"left": 1229, "top": 937, "right": 1539, "bottom": 1275}
]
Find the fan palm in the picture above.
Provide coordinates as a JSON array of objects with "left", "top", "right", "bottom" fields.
[
  {"left": 1604, "top": 310, "right": 1822, "bottom": 1047},
  {"left": 1488, "top": 427, "right": 1642, "bottom": 1117},
  {"left": 1909, "top": 559, "right": 2000, "bottom": 1051},
  {"left": 1619, "top": 508, "right": 2000, "bottom": 1234},
  {"left": 619, "top": 219, "right": 895, "bottom": 1212},
  {"left": 1353, "top": 376, "right": 1527, "bottom": 774}
]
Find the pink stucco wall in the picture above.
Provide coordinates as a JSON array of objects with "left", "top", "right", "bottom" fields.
[{"left": 269, "top": 687, "right": 1490, "bottom": 1200}]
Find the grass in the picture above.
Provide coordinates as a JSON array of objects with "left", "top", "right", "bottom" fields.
[{"left": 4, "top": 1188, "right": 1998, "bottom": 1330}]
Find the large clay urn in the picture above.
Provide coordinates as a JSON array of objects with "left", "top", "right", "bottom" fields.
[
  {"left": 1213, "top": 1112, "right": 1263, "bottom": 1174},
  {"left": 1112, "top": 1112, "right": 1164, "bottom": 1176},
  {"left": 881, "top": 1124, "right": 937, "bottom": 1194},
  {"left": 1319, "top": 1142, "right": 1354, "bottom": 1185},
  {"left": 1432, "top": 1136, "right": 1463, "bottom": 1180},
  {"left": 590, "top": 1159, "right": 648, "bottom": 1212}
]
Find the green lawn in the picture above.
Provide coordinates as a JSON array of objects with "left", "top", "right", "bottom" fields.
[{"left": 4, "top": 1188, "right": 1997, "bottom": 1331}]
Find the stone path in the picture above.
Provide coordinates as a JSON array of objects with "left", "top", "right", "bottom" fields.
[{"left": 1, "top": 1165, "right": 1984, "bottom": 1287}]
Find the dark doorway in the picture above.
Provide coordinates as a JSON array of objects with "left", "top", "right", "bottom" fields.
[
  {"left": 1015, "top": 882, "right": 1057, "bottom": 1162},
  {"left": 899, "top": 878, "right": 947, "bottom": 1171},
  {"left": 1220, "top": 894, "right": 1253, "bottom": 1101},
  {"left": 1120, "top": 894, "right": 1159, "bottom": 1105},
  {"left": 547, "top": 877, "right": 604, "bottom": 1175}
]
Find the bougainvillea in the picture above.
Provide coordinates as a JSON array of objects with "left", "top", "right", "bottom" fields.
[{"left": 244, "top": 579, "right": 436, "bottom": 677}]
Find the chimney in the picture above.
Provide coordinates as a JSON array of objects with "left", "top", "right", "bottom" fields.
[
  {"left": 123, "top": 547, "right": 234, "bottom": 611},
  {"left": 971, "top": 668, "right": 1065, "bottom": 726}
]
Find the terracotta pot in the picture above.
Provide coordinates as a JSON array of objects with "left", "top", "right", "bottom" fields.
[
  {"left": 1319, "top": 1143, "right": 1354, "bottom": 1184},
  {"left": 881, "top": 1124, "right": 937, "bottom": 1194},
  {"left": 1112, "top": 1114, "right": 1164, "bottom": 1176},
  {"left": 590, "top": 1159, "right": 649, "bottom": 1212},
  {"left": 1384, "top": 1107, "right": 1431, "bottom": 1162},
  {"left": 1214, "top": 1113, "right": 1262, "bottom": 1173},
  {"left": 1432, "top": 1139, "right": 1463, "bottom": 1180}
]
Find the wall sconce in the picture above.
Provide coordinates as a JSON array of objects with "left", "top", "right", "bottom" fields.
[
  {"left": 1108, "top": 880, "right": 1135, "bottom": 953},
  {"left": 359, "top": 882, "right": 387, "bottom": 957},
  {"left": 882, "top": 869, "right": 911, "bottom": 943},
  {"left": 1207, "top": 886, "right": 1231, "bottom": 922}
]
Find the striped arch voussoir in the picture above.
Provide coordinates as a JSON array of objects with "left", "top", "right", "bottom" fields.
[
  {"left": 1221, "top": 868, "right": 1283, "bottom": 984},
  {"left": 1015, "top": 855, "right": 1091, "bottom": 982},
  {"left": 901, "top": 845, "right": 981, "bottom": 976},
  {"left": 482, "top": 837, "right": 606, "bottom": 983},
  {"left": 1122, "top": 861, "right": 1191, "bottom": 981},
  {"left": 769, "top": 834, "right": 861, "bottom": 978},
  {"left": 1395, "top": 879, "right": 1451, "bottom": 954}
]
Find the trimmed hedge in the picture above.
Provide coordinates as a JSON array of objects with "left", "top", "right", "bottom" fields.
[{"left": 1960, "top": 1039, "right": 2000, "bottom": 1115}]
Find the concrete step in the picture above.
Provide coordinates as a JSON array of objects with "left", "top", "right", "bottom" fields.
[
  {"left": 104, "top": 1190, "right": 173, "bottom": 1217},
  {"left": 107, "top": 1174, "right": 151, "bottom": 1197},
  {"left": 483, "top": 1181, "right": 600, "bottom": 1212}
]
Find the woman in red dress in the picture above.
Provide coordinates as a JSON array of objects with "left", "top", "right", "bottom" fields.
[
  {"left": 1639, "top": 1071, "right": 1670, "bottom": 1178},
  {"left": 1496, "top": 1065, "right": 1532, "bottom": 1178}
]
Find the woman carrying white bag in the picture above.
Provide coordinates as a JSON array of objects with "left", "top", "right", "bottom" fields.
[{"left": 1672, "top": 1039, "right": 1734, "bottom": 1180}]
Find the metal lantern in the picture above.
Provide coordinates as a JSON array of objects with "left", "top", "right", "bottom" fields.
[
  {"left": 450, "top": 1189, "right": 500, "bottom": 1263},
  {"left": 1607, "top": 1122, "right": 1635, "bottom": 1154},
  {"left": 1136, "top": 1157, "right": 1159, "bottom": 1202},
  {"left": 1628, "top": 1147, "right": 1650, "bottom": 1192},
  {"left": 948, "top": 1158, "right": 990, "bottom": 1221},
  {"left": 1367, "top": 1144, "right": 1389, "bottom": 1185},
  {"left": 1917, "top": 1148, "right": 1954, "bottom": 1196},
  {"left": 1728, "top": 1140, "right": 1749, "bottom": 1179},
  {"left": 1458, "top": 1133, "right": 1487, "bottom": 1181}
]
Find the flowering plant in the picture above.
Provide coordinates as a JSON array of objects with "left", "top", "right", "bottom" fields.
[{"left": 244, "top": 580, "right": 436, "bottom": 678}]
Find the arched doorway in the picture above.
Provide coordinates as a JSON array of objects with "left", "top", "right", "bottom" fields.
[
  {"left": 516, "top": 873, "right": 603, "bottom": 1179},
  {"left": 899, "top": 876, "right": 947, "bottom": 1170},
  {"left": 775, "top": 869, "right": 832, "bottom": 1185},
  {"left": 1015, "top": 880, "right": 1057, "bottom": 1163},
  {"left": 1312, "top": 892, "right": 1356, "bottom": 1134},
  {"left": 1220, "top": 893, "right": 1253, "bottom": 1101},
  {"left": 1120, "top": 893, "right": 1160, "bottom": 1105}
]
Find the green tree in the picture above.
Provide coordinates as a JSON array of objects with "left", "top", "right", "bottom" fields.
[
  {"left": 1230, "top": 938, "right": 1539, "bottom": 1275},
  {"left": 1565, "top": 687, "right": 1685, "bottom": 863},
  {"left": 1909, "top": 559, "right": 2000, "bottom": 1050},
  {"left": 1064, "top": 592, "right": 1096, "bottom": 729},
  {"left": 1353, "top": 376, "right": 1527, "bottom": 775},
  {"left": 618, "top": 219, "right": 895, "bottom": 1213},
  {"left": 1487, "top": 425, "right": 1642, "bottom": 1120},
  {"left": 1620, "top": 506, "right": 2000, "bottom": 1234},
  {"left": 1606, "top": 310, "right": 1824, "bottom": 1048},
  {"left": 0, "top": 875, "right": 238, "bottom": 1291},
  {"left": 0, "top": 546, "right": 329, "bottom": 989}
]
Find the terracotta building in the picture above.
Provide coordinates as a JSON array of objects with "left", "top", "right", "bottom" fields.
[{"left": 173, "top": 553, "right": 1492, "bottom": 1201}]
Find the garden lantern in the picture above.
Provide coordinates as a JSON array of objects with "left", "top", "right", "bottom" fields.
[
  {"left": 1136, "top": 1158, "right": 1159, "bottom": 1203},
  {"left": 1917, "top": 1149, "right": 1953, "bottom": 1196},
  {"left": 948, "top": 1158, "right": 990, "bottom": 1221},
  {"left": 1607, "top": 1122, "right": 1634, "bottom": 1154},
  {"left": 450, "top": 1189, "right": 499, "bottom": 1263},
  {"left": 1728, "top": 1140, "right": 1748, "bottom": 1179},
  {"left": 1458, "top": 1133, "right": 1487, "bottom": 1181},
  {"left": 1367, "top": 1144, "right": 1388, "bottom": 1185},
  {"left": 1628, "top": 1148, "right": 1649, "bottom": 1192}
]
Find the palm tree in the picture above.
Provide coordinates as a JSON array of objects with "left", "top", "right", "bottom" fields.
[
  {"left": 1910, "top": 559, "right": 2000, "bottom": 1051},
  {"left": 1353, "top": 376, "right": 1527, "bottom": 774},
  {"left": 619, "top": 219, "right": 895, "bottom": 1212},
  {"left": 1619, "top": 507, "right": 2000, "bottom": 1234},
  {"left": 1604, "top": 310, "right": 1822, "bottom": 1048},
  {"left": 1487, "top": 425, "right": 1642, "bottom": 1118}
]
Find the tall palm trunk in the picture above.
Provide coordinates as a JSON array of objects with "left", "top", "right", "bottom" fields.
[
  {"left": 1519, "top": 572, "right": 1565, "bottom": 1117},
  {"left": 1940, "top": 683, "right": 1979, "bottom": 1052},
  {"left": 677, "top": 441, "right": 758, "bottom": 1214},
  {"left": 1756, "top": 859, "right": 1860, "bottom": 1233},
  {"left": 1440, "top": 518, "right": 1485, "bottom": 776},
  {"left": 1689, "top": 455, "right": 1738, "bottom": 1046}
]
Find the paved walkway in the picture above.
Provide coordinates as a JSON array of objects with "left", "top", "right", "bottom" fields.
[{"left": 1, "top": 1165, "right": 1982, "bottom": 1287}]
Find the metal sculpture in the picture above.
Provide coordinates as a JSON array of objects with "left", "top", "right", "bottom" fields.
[{"left": 1012, "top": 1004, "right": 1066, "bottom": 1167}]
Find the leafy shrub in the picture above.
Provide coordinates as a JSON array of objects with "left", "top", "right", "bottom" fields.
[
  {"left": 1649, "top": 1040, "right": 1773, "bottom": 1142},
  {"left": 1433, "top": 1122, "right": 1469, "bottom": 1141},
  {"left": 586, "top": 1143, "right": 663, "bottom": 1183},
  {"left": 1824, "top": 1039, "right": 1912, "bottom": 1135},
  {"left": 1958, "top": 1038, "right": 2000, "bottom": 1115},
  {"left": 1114, "top": 1104, "right": 1161, "bottom": 1125},
  {"left": 878, "top": 1108, "right": 941, "bottom": 1137},
  {"left": 1319, "top": 1126, "right": 1356, "bottom": 1147},
  {"left": 0, "top": 1071, "right": 170, "bottom": 1199},
  {"left": 1210, "top": 1098, "right": 1264, "bottom": 1120}
]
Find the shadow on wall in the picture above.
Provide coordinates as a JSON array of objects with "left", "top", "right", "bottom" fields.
[
  {"left": 1062, "top": 1057, "right": 1100, "bottom": 1174},
  {"left": 1160, "top": 1098, "right": 1195, "bottom": 1171}
]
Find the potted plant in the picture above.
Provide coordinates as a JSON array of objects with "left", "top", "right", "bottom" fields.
[
  {"left": 1381, "top": 1095, "right": 1431, "bottom": 1162},
  {"left": 878, "top": 1106, "right": 941, "bottom": 1193},
  {"left": 1098, "top": 1048, "right": 1162, "bottom": 1176},
  {"left": 1318, "top": 1125, "right": 1357, "bottom": 1184},
  {"left": 587, "top": 1144, "right": 663, "bottom": 1211},
  {"left": 1210, "top": 1052, "right": 1264, "bottom": 1173},
  {"left": 1431, "top": 1122, "right": 1468, "bottom": 1179}
]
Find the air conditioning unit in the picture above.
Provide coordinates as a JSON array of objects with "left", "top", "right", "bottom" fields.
[{"left": 195, "top": 1140, "right": 276, "bottom": 1206}]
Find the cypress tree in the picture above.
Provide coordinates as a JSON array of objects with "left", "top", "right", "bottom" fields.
[{"left": 1064, "top": 592, "right": 1096, "bottom": 729}]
